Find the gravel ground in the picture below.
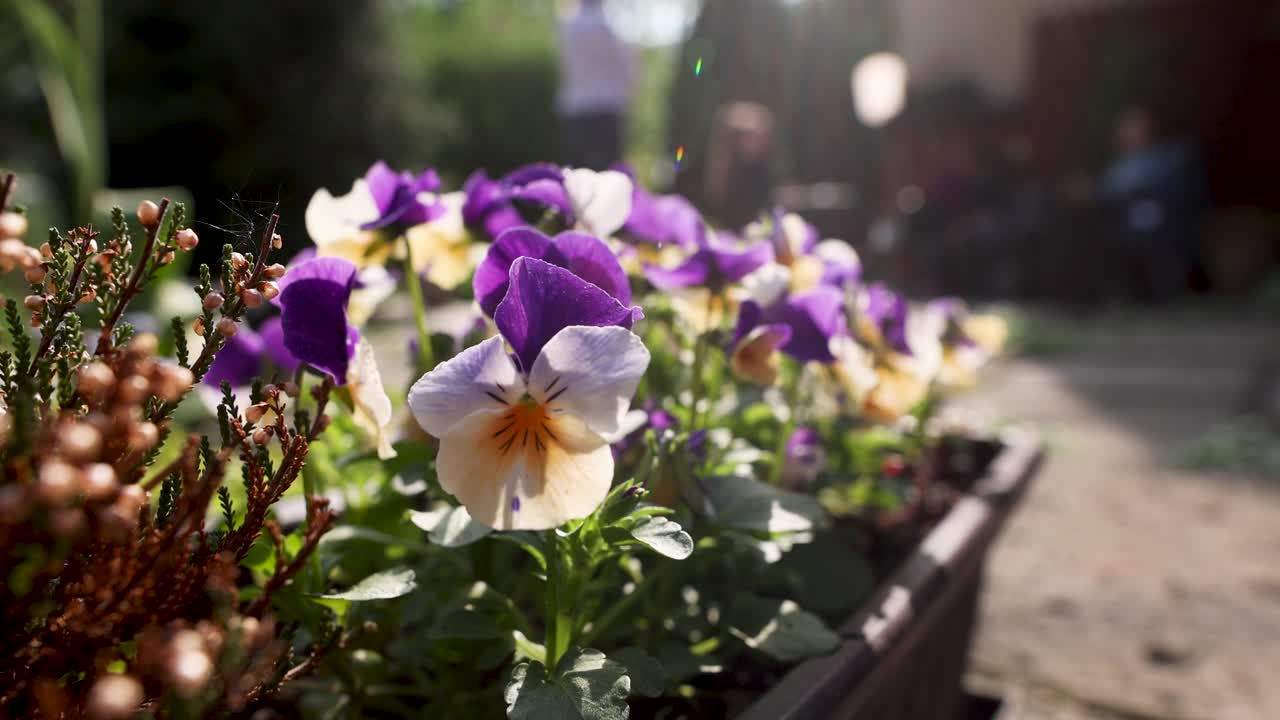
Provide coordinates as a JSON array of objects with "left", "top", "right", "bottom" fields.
[{"left": 957, "top": 308, "right": 1280, "bottom": 720}]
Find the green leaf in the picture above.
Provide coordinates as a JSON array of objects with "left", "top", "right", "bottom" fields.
[
  {"left": 611, "top": 647, "right": 666, "bottom": 698},
  {"left": 409, "top": 505, "right": 493, "bottom": 547},
  {"left": 702, "top": 474, "right": 830, "bottom": 534},
  {"left": 505, "top": 647, "right": 630, "bottom": 720},
  {"left": 319, "top": 567, "right": 417, "bottom": 601},
  {"left": 627, "top": 516, "right": 693, "bottom": 560},
  {"left": 727, "top": 596, "right": 840, "bottom": 663}
]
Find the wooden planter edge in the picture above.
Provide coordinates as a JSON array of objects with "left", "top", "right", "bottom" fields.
[{"left": 738, "top": 429, "right": 1045, "bottom": 720}]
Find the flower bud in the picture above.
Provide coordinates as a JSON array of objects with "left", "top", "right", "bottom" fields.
[
  {"left": 216, "top": 317, "right": 238, "bottom": 338},
  {"left": 280, "top": 381, "right": 299, "bottom": 397},
  {"left": 39, "top": 242, "right": 52, "bottom": 258},
  {"left": 113, "top": 484, "right": 147, "bottom": 522},
  {"left": 252, "top": 427, "right": 271, "bottom": 445},
  {"left": 85, "top": 674, "right": 144, "bottom": 720},
  {"left": 63, "top": 423, "right": 104, "bottom": 462},
  {"left": 23, "top": 265, "right": 45, "bottom": 284},
  {"left": 231, "top": 252, "right": 249, "bottom": 270},
  {"left": 23, "top": 295, "right": 44, "bottom": 312},
  {"left": 158, "top": 250, "right": 176, "bottom": 266},
  {"left": 117, "top": 375, "right": 150, "bottom": 405},
  {"left": 240, "top": 288, "right": 264, "bottom": 308},
  {"left": 0, "top": 485, "right": 28, "bottom": 523},
  {"left": 79, "top": 286, "right": 97, "bottom": 303},
  {"left": 129, "top": 333, "right": 159, "bottom": 357},
  {"left": 271, "top": 232, "right": 283, "bottom": 249},
  {"left": 202, "top": 292, "right": 224, "bottom": 311},
  {"left": 192, "top": 317, "right": 205, "bottom": 336},
  {"left": 152, "top": 365, "right": 193, "bottom": 402},
  {"left": 81, "top": 463, "right": 118, "bottom": 502},
  {"left": 137, "top": 200, "right": 161, "bottom": 227},
  {"left": 128, "top": 422, "right": 160, "bottom": 451},
  {"left": 0, "top": 211, "right": 28, "bottom": 239},
  {"left": 175, "top": 228, "right": 199, "bottom": 251},
  {"left": 258, "top": 281, "right": 280, "bottom": 301},
  {"left": 263, "top": 263, "right": 286, "bottom": 280},
  {"left": 36, "top": 460, "right": 80, "bottom": 506},
  {"left": 49, "top": 507, "right": 86, "bottom": 540},
  {"left": 77, "top": 361, "right": 114, "bottom": 394},
  {"left": 244, "top": 403, "right": 268, "bottom": 425},
  {"left": 170, "top": 646, "right": 213, "bottom": 697}
]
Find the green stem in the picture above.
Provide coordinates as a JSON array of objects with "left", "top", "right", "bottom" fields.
[
  {"left": 543, "top": 530, "right": 573, "bottom": 669},
  {"left": 687, "top": 291, "right": 718, "bottom": 429},
  {"left": 402, "top": 234, "right": 435, "bottom": 373}
]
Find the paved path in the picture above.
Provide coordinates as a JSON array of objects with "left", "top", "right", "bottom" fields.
[{"left": 957, "top": 308, "right": 1280, "bottom": 720}]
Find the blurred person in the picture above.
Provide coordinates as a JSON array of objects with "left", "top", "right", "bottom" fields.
[
  {"left": 1099, "top": 105, "right": 1208, "bottom": 301},
  {"left": 703, "top": 101, "right": 775, "bottom": 228},
  {"left": 556, "top": 0, "right": 635, "bottom": 170}
]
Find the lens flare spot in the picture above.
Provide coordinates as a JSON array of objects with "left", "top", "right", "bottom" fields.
[{"left": 694, "top": 57, "right": 703, "bottom": 76}]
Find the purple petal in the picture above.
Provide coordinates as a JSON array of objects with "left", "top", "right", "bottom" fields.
[
  {"left": 649, "top": 408, "right": 677, "bottom": 433},
  {"left": 733, "top": 299, "right": 765, "bottom": 345},
  {"left": 364, "top": 161, "right": 399, "bottom": 215},
  {"left": 765, "top": 286, "right": 847, "bottom": 364},
  {"left": 259, "top": 316, "right": 301, "bottom": 375},
  {"left": 643, "top": 251, "right": 712, "bottom": 290},
  {"left": 625, "top": 190, "right": 703, "bottom": 250},
  {"left": 462, "top": 170, "right": 508, "bottom": 226},
  {"left": 495, "top": 257, "right": 641, "bottom": 373},
  {"left": 508, "top": 178, "right": 574, "bottom": 221},
  {"left": 865, "top": 284, "right": 912, "bottom": 355},
  {"left": 504, "top": 162, "right": 565, "bottom": 186},
  {"left": 278, "top": 257, "right": 359, "bottom": 383},
  {"left": 473, "top": 228, "right": 564, "bottom": 317},
  {"left": 359, "top": 162, "right": 446, "bottom": 230},
  {"left": 553, "top": 231, "right": 632, "bottom": 306},
  {"left": 204, "top": 325, "right": 265, "bottom": 389},
  {"left": 711, "top": 238, "right": 773, "bottom": 284}
]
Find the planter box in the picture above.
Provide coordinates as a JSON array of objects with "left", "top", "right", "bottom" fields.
[{"left": 739, "top": 430, "right": 1043, "bottom": 720}]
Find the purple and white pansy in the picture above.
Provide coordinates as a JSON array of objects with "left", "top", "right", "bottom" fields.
[
  {"left": 277, "top": 256, "right": 396, "bottom": 458},
  {"left": 305, "top": 162, "right": 447, "bottom": 253},
  {"left": 409, "top": 257, "right": 650, "bottom": 530},
  {"left": 462, "top": 164, "right": 634, "bottom": 240},
  {"left": 473, "top": 227, "right": 633, "bottom": 321}
]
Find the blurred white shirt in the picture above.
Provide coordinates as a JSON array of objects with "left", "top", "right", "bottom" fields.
[{"left": 557, "top": 4, "right": 635, "bottom": 116}]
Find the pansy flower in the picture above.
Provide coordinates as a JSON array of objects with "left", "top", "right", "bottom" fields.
[
  {"left": 742, "top": 210, "right": 862, "bottom": 302},
  {"left": 727, "top": 285, "right": 846, "bottom": 385},
  {"left": 305, "top": 162, "right": 447, "bottom": 265},
  {"left": 781, "top": 426, "right": 826, "bottom": 489},
  {"left": 278, "top": 257, "right": 395, "bottom": 458},
  {"left": 502, "top": 164, "right": 635, "bottom": 238},
  {"left": 409, "top": 257, "right": 650, "bottom": 530},
  {"left": 462, "top": 170, "right": 526, "bottom": 240},
  {"left": 403, "top": 191, "right": 490, "bottom": 291},
  {"left": 921, "top": 299, "right": 1007, "bottom": 389},
  {"left": 643, "top": 230, "right": 773, "bottom": 332},
  {"left": 473, "top": 227, "right": 632, "bottom": 319},
  {"left": 855, "top": 283, "right": 913, "bottom": 357}
]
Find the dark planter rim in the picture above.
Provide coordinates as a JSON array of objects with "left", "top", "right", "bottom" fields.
[{"left": 738, "top": 429, "right": 1045, "bottom": 720}]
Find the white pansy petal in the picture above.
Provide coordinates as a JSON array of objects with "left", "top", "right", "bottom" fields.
[
  {"left": 815, "top": 238, "right": 861, "bottom": 268},
  {"left": 347, "top": 265, "right": 397, "bottom": 327},
  {"left": 527, "top": 326, "right": 650, "bottom": 437},
  {"left": 347, "top": 338, "right": 396, "bottom": 459},
  {"left": 305, "top": 179, "right": 379, "bottom": 247},
  {"left": 740, "top": 262, "right": 791, "bottom": 306},
  {"left": 435, "top": 408, "right": 613, "bottom": 530},
  {"left": 408, "top": 336, "right": 523, "bottom": 438},
  {"left": 565, "top": 168, "right": 633, "bottom": 237},
  {"left": 600, "top": 408, "right": 650, "bottom": 444}
]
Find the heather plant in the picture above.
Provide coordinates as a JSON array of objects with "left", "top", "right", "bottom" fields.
[{"left": 0, "top": 173, "right": 349, "bottom": 718}]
